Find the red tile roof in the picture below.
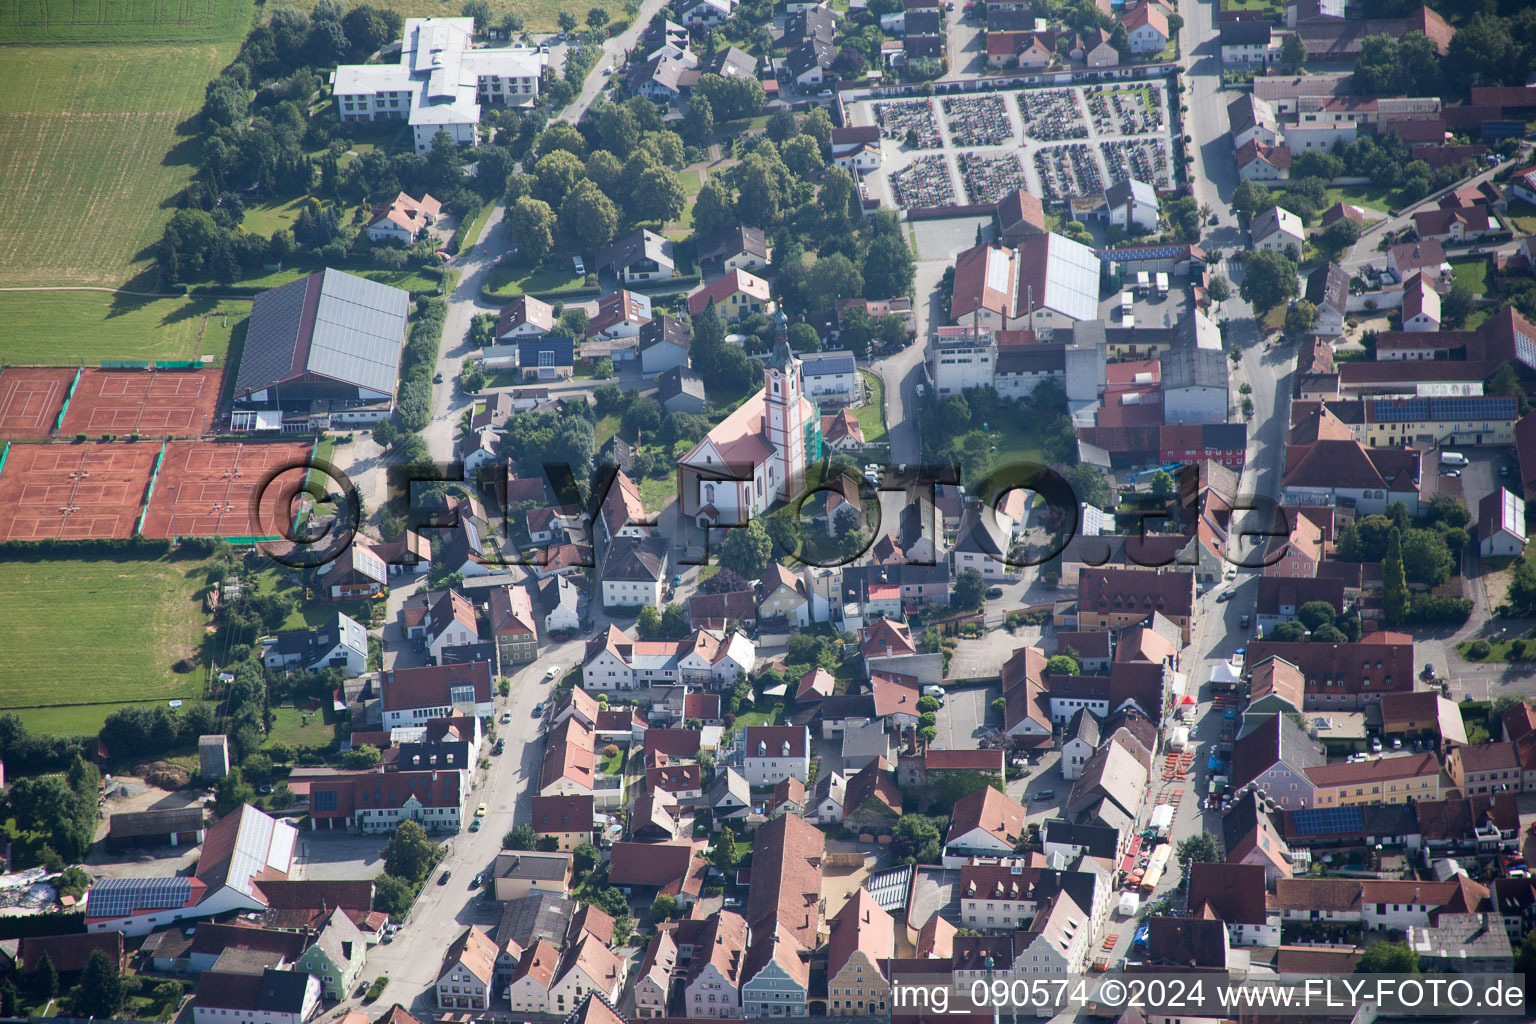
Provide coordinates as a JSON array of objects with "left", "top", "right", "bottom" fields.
[{"left": 382, "top": 661, "right": 492, "bottom": 711}]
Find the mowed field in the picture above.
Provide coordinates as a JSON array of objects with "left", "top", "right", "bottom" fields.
[
  {"left": 0, "top": 291, "right": 248, "bottom": 365},
  {"left": 367, "top": 0, "right": 623, "bottom": 33},
  {"left": 0, "top": 557, "right": 209, "bottom": 729},
  {"left": 0, "top": 0, "right": 252, "bottom": 43},
  {"left": 0, "top": 41, "right": 240, "bottom": 287}
]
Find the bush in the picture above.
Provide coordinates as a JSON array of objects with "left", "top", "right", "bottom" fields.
[{"left": 1466, "top": 639, "right": 1492, "bottom": 660}]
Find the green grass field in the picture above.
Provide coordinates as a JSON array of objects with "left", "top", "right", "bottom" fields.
[
  {"left": 1321, "top": 183, "right": 1395, "bottom": 214},
  {"left": 0, "top": 556, "right": 210, "bottom": 729},
  {"left": 0, "top": 0, "right": 252, "bottom": 44},
  {"left": 0, "top": 42, "right": 241, "bottom": 288},
  {"left": 0, "top": 292, "right": 247, "bottom": 365},
  {"left": 855, "top": 370, "right": 888, "bottom": 445},
  {"left": 367, "top": 0, "right": 622, "bottom": 33},
  {"left": 1450, "top": 258, "right": 1490, "bottom": 296},
  {"left": 485, "top": 258, "right": 587, "bottom": 300}
]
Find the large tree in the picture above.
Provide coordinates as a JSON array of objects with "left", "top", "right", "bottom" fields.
[
  {"left": 953, "top": 568, "right": 987, "bottom": 611},
  {"left": 73, "top": 950, "right": 123, "bottom": 1018},
  {"left": 630, "top": 166, "right": 686, "bottom": 224},
  {"left": 507, "top": 197, "right": 556, "bottom": 263},
  {"left": 1239, "top": 249, "right": 1299, "bottom": 313},
  {"left": 383, "top": 820, "right": 441, "bottom": 885},
  {"left": 862, "top": 232, "right": 915, "bottom": 300},
  {"left": 719, "top": 519, "right": 773, "bottom": 580},
  {"left": 1382, "top": 526, "right": 1409, "bottom": 626},
  {"left": 533, "top": 149, "right": 586, "bottom": 206},
  {"left": 693, "top": 176, "right": 736, "bottom": 239},
  {"left": 560, "top": 181, "right": 620, "bottom": 249}
]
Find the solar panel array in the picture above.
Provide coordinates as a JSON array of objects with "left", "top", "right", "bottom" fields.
[
  {"left": 1368, "top": 396, "right": 1519, "bottom": 423},
  {"left": 86, "top": 877, "right": 192, "bottom": 918},
  {"left": 865, "top": 863, "right": 914, "bottom": 912},
  {"left": 1097, "top": 244, "right": 1190, "bottom": 263},
  {"left": 1288, "top": 806, "right": 1363, "bottom": 836}
]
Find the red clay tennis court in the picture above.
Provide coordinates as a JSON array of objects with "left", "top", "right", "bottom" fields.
[
  {"left": 0, "top": 368, "right": 75, "bottom": 440},
  {"left": 141, "top": 440, "right": 315, "bottom": 540},
  {"left": 0, "top": 442, "right": 158, "bottom": 540},
  {"left": 60, "top": 368, "right": 224, "bottom": 438}
]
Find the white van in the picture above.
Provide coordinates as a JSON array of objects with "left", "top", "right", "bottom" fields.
[{"left": 1440, "top": 451, "right": 1468, "bottom": 467}]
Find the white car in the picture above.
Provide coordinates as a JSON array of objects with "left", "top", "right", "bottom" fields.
[
  {"left": 922, "top": 685, "right": 946, "bottom": 699},
  {"left": 500, "top": 712, "right": 511, "bottom": 723},
  {"left": 545, "top": 665, "right": 562, "bottom": 680}
]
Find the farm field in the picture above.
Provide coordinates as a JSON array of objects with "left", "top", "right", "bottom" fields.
[
  {"left": 0, "top": 0, "right": 252, "bottom": 44},
  {"left": 366, "top": 0, "right": 623, "bottom": 34},
  {"left": 0, "top": 292, "right": 247, "bottom": 366},
  {"left": 0, "top": 556, "right": 210, "bottom": 731},
  {"left": 0, "top": 41, "right": 237, "bottom": 288}
]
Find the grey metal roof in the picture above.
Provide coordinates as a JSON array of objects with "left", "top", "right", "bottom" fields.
[
  {"left": 802, "top": 351, "right": 856, "bottom": 377},
  {"left": 235, "top": 268, "right": 409, "bottom": 400}
]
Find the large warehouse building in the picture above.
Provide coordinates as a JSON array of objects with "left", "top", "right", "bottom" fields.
[{"left": 231, "top": 268, "right": 410, "bottom": 433}]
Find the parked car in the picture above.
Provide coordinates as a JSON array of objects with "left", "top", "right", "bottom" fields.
[
  {"left": 493, "top": 738, "right": 505, "bottom": 755},
  {"left": 476, "top": 802, "right": 487, "bottom": 817},
  {"left": 532, "top": 702, "right": 546, "bottom": 718},
  {"left": 985, "top": 586, "right": 1004, "bottom": 599},
  {"left": 923, "top": 685, "right": 946, "bottom": 698},
  {"left": 1032, "top": 789, "right": 1055, "bottom": 801},
  {"left": 469, "top": 818, "right": 481, "bottom": 832},
  {"left": 545, "top": 665, "right": 562, "bottom": 679},
  {"left": 1239, "top": 614, "right": 1250, "bottom": 628},
  {"left": 438, "top": 870, "right": 452, "bottom": 885},
  {"left": 501, "top": 711, "right": 512, "bottom": 723}
]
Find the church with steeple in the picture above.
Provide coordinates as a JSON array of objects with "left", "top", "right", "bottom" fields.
[{"left": 677, "top": 339, "right": 822, "bottom": 527}]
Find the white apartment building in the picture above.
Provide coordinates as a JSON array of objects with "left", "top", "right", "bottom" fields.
[{"left": 333, "top": 18, "right": 547, "bottom": 153}]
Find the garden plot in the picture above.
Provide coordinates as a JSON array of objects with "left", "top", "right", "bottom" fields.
[
  {"left": 1034, "top": 143, "right": 1103, "bottom": 200},
  {"left": 941, "top": 94, "right": 1013, "bottom": 148},
  {"left": 1101, "top": 138, "right": 1172, "bottom": 188},
  {"left": 1017, "top": 88, "right": 1087, "bottom": 141},
  {"left": 890, "top": 155, "right": 957, "bottom": 208},
  {"left": 959, "top": 153, "right": 1029, "bottom": 205},
  {"left": 875, "top": 99, "right": 941, "bottom": 149}
]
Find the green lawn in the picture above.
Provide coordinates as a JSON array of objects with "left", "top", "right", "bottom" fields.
[
  {"left": 1505, "top": 198, "right": 1536, "bottom": 235},
  {"left": 1320, "top": 183, "right": 1396, "bottom": 214},
  {"left": 250, "top": 564, "right": 378, "bottom": 631},
  {"left": 1221, "top": 0, "right": 1283, "bottom": 14},
  {"left": 599, "top": 748, "right": 623, "bottom": 775},
  {"left": 0, "top": 41, "right": 241, "bottom": 287},
  {"left": 1450, "top": 257, "right": 1490, "bottom": 296},
  {"left": 231, "top": 265, "right": 449, "bottom": 295},
  {"left": 241, "top": 197, "right": 365, "bottom": 239},
  {"left": 0, "top": 555, "right": 209, "bottom": 730},
  {"left": 0, "top": 0, "right": 253, "bottom": 44},
  {"left": 0, "top": 292, "right": 247, "bottom": 366},
  {"left": 484, "top": 259, "right": 588, "bottom": 301},
  {"left": 732, "top": 698, "right": 785, "bottom": 730},
  {"left": 854, "top": 370, "right": 888, "bottom": 446},
  {"left": 367, "top": 0, "right": 624, "bottom": 33},
  {"left": 638, "top": 473, "right": 675, "bottom": 514},
  {"left": 264, "top": 704, "right": 345, "bottom": 751}
]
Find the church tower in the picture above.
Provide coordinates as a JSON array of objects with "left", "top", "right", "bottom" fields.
[{"left": 763, "top": 338, "right": 807, "bottom": 503}]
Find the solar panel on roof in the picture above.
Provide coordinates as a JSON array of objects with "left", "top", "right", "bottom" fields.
[
  {"left": 1289, "top": 806, "right": 1363, "bottom": 836},
  {"left": 1369, "top": 396, "right": 1518, "bottom": 423},
  {"left": 86, "top": 876, "right": 192, "bottom": 918},
  {"left": 864, "top": 863, "right": 913, "bottom": 911}
]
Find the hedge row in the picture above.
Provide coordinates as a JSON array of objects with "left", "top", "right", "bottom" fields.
[
  {"left": 446, "top": 200, "right": 484, "bottom": 257},
  {"left": 396, "top": 297, "right": 448, "bottom": 432}
]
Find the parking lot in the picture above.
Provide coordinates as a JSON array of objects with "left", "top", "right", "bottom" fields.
[
  {"left": 291, "top": 831, "right": 389, "bottom": 882},
  {"left": 847, "top": 81, "right": 1175, "bottom": 211}
]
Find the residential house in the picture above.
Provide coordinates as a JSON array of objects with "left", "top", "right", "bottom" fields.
[
  {"left": 688, "top": 269, "right": 774, "bottom": 321},
  {"left": 996, "top": 189, "right": 1047, "bottom": 246},
  {"left": 489, "top": 585, "right": 539, "bottom": 664},
  {"left": 639, "top": 314, "right": 692, "bottom": 377},
  {"left": 1402, "top": 272, "right": 1441, "bottom": 332},
  {"left": 506, "top": 940, "right": 560, "bottom": 1013},
  {"left": 1480, "top": 488, "right": 1527, "bottom": 558},
  {"left": 1105, "top": 178, "right": 1158, "bottom": 234},
  {"left": 634, "top": 931, "right": 678, "bottom": 1017},
  {"left": 1447, "top": 742, "right": 1522, "bottom": 796},
  {"left": 437, "top": 926, "right": 498, "bottom": 1011},
  {"left": 1305, "top": 751, "right": 1443, "bottom": 806},
  {"left": 1187, "top": 863, "right": 1280, "bottom": 946},
  {"left": 307, "top": 769, "right": 467, "bottom": 833},
  {"left": 1220, "top": 790, "right": 1292, "bottom": 882},
  {"left": 1253, "top": 205, "right": 1304, "bottom": 254},
  {"left": 699, "top": 227, "right": 772, "bottom": 275},
  {"left": 589, "top": 290, "right": 653, "bottom": 341},
  {"left": 609, "top": 840, "right": 709, "bottom": 909},
  {"left": 1380, "top": 691, "right": 1468, "bottom": 749},
  {"left": 530, "top": 795, "right": 596, "bottom": 851},
  {"left": 192, "top": 968, "right": 320, "bottom": 1024},
  {"left": 1236, "top": 140, "right": 1291, "bottom": 181},
  {"left": 296, "top": 907, "right": 366, "bottom": 1001},
  {"left": 492, "top": 850, "right": 576, "bottom": 902},
  {"left": 942, "top": 786, "right": 1028, "bottom": 867},
  {"left": 683, "top": 910, "right": 750, "bottom": 1018},
  {"left": 601, "top": 535, "right": 669, "bottom": 609},
  {"left": 826, "top": 889, "right": 893, "bottom": 1015},
  {"left": 597, "top": 229, "right": 676, "bottom": 284},
  {"left": 1230, "top": 713, "right": 1326, "bottom": 811},
  {"left": 800, "top": 351, "right": 859, "bottom": 402},
  {"left": 517, "top": 337, "right": 576, "bottom": 381},
  {"left": 1304, "top": 262, "right": 1349, "bottom": 337},
  {"left": 1075, "top": 567, "right": 1196, "bottom": 643},
  {"left": 659, "top": 366, "right": 709, "bottom": 415},
  {"left": 840, "top": 757, "right": 902, "bottom": 828},
  {"left": 1228, "top": 94, "right": 1280, "bottom": 149},
  {"left": 1121, "top": 3, "right": 1169, "bottom": 53},
  {"left": 318, "top": 538, "right": 388, "bottom": 602},
  {"left": 743, "top": 726, "right": 811, "bottom": 786},
  {"left": 549, "top": 934, "right": 627, "bottom": 1015},
  {"left": 808, "top": 770, "right": 847, "bottom": 823},
  {"left": 1220, "top": 20, "right": 1274, "bottom": 63},
  {"left": 709, "top": 767, "right": 752, "bottom": 825},
  {"left": 365, "top": 192, "right": 441, "bottom": 244},
  {"left": 260, "top": 612, "right": 368, "bottom": 676},
  {"left": 496, "top": 296, "right": 556, "bottom": 341}
]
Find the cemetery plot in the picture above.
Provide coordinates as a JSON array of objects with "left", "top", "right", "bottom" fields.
[
  {"left": 875, "top": 99, "right": 941, "bottom": 149},
  {"left": 1101, "top": 138, "right": 1172, "bottom": 188},
  {"left": 1034, "top": 143, "right": 1103, "bottom": 199},
  {"left": 941, "top": 94, "right": 1013, "bottom": 148},
  {"left": 890, "top": 155, "right": 957, "bottom": 208},
  {"left": 1085, "top": 83, "right": 1165, "bottom": 136},
  {"left": 959, "top": 153, "right": 1030, "bottom": 206},
  {"left": 1017, "top": 88, "right": 1087, "bottom": 141}
]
